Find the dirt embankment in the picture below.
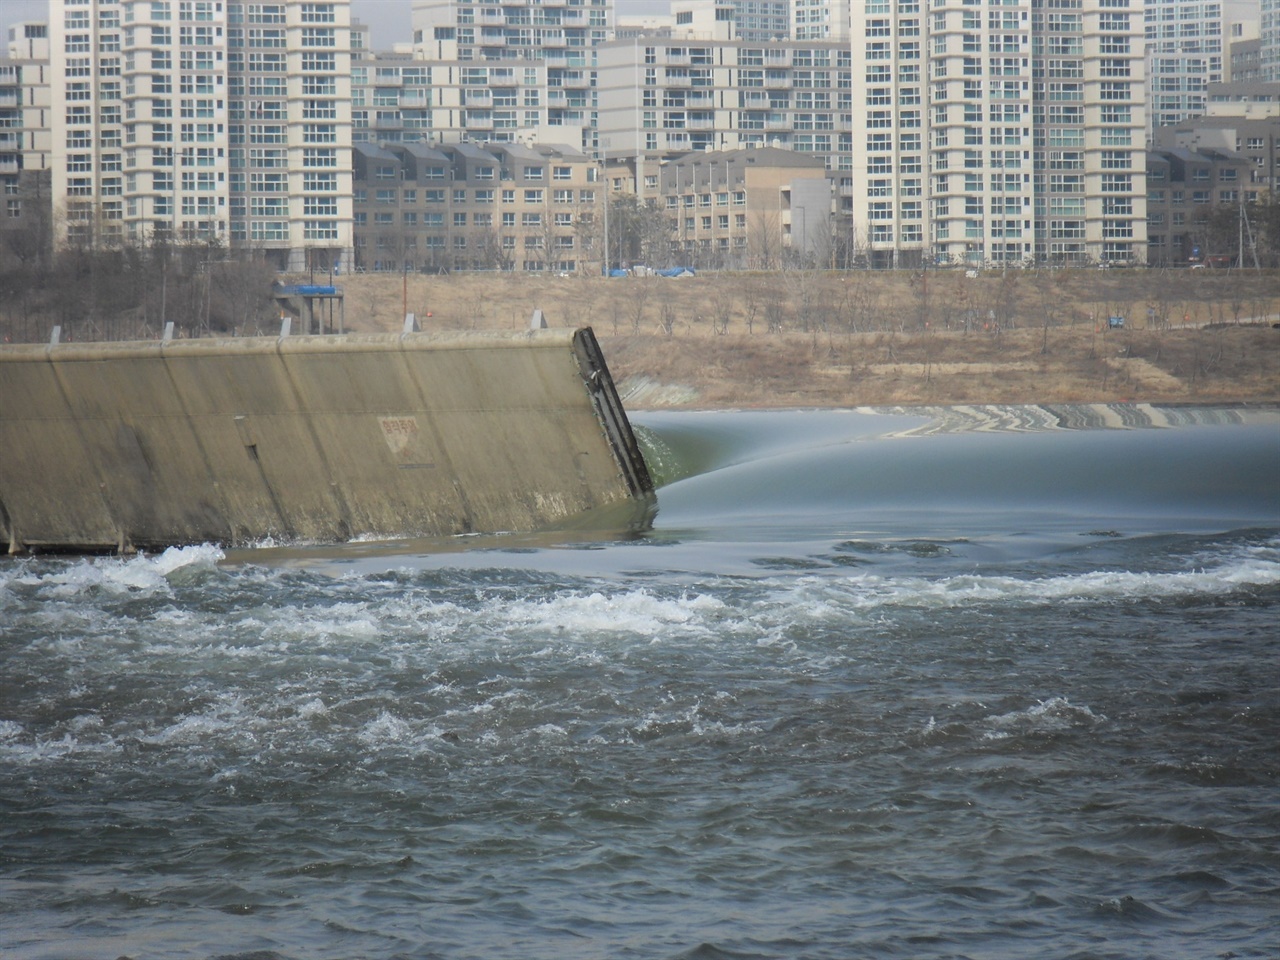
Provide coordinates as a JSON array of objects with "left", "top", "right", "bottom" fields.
[{"left": 339, "top": 269, "right": 1280, "bottom": 409}]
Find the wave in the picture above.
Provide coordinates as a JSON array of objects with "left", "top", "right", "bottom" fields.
[{"left": 1, "top": 543, "right": 224, "bottom": 598}]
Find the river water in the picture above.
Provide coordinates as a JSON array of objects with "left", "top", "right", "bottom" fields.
[{"left": 2, "top": 405, "right": 1277, "bottom": 960}]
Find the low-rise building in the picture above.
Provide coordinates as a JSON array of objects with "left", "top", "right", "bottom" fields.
[
  {"left": 655, "top": 146, "right": 836, "bottom": 269},
  {"left": 1153, "top": 101, "right": 1280, "bottom": 200},
  {"left": 352, "top": 140, "right": 600, "bottom": 274},
  {"left": 1145, "top": 146, "right": 1251, "bottom": 265}
]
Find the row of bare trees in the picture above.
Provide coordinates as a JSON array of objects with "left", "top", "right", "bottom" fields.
[{"left": 0, "top": 233, "right": 280, "bottom": 344}]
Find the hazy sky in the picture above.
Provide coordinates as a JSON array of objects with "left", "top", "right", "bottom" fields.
[{"left": 1, "top": 1, "right": 673, "bottom": 51}]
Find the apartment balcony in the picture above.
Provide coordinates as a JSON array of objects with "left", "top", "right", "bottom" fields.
[
  {"left": 0, "top": 157, "right": 20, "bottom": 174},
  {"left": 546, "top": 53, "right": 589, "bottom": 69}
]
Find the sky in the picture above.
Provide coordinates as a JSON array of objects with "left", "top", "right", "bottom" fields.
[{"left": 0, "top": 1, "right": 672, "bottom": 51}]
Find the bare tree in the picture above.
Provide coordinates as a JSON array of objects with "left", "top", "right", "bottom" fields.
[
  {"left": 749, "top": 211, "right": 781, "bottom": 271},
  {"left": 710, "top": 284, "right": 735, "bottom": 335},
  {"left": 627, "top": 279, "right": 651, "bottom": 334}
]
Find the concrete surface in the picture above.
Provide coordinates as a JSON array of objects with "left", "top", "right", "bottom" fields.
[{"left": 0, "top": 328, "right": 652, "bottom": 553}]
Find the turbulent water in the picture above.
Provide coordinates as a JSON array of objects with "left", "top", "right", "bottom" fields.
[{"left": 2, "top": 405, "right": 1277, "bottom": 960}]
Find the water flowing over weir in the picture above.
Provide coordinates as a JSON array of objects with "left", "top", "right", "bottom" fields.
[{"left": 0, "top": 327, "right": 652, "bottom": 554}]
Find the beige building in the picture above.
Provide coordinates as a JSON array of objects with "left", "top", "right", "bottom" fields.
[
  {"left": 656, "top": 146, "right": 836, "bottom": 270},
  {"left": 1, "top": 52, "right": 51, "bottom": 249},
  {"left": 352, "top": 139, "right": 600, "bottom": 274},
  {"left": 0, "top": 23, "right": 51, "bottom": 259}
]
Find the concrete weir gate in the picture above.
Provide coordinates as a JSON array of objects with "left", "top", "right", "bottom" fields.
[{"left": 0, "top": 327, "right": 652, "bottom": 554}]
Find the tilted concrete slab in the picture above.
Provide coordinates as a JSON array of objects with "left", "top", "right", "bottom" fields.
[{"left": 0, "top": 327, "right": 652, "bottom": 553}]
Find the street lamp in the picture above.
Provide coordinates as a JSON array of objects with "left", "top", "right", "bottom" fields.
[{"left": 602, "top": 159, "right": 610, "bottom": 276}]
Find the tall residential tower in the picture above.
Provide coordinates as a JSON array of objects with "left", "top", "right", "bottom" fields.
[
  {"left": 848, "top": 0, "right": 1146, "bottom": 267},
  {"left": 46, "top": 0, "right": 352, "bottom": 269}
]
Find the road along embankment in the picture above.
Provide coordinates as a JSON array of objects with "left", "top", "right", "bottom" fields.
[{"left": 0, "top": 328, "right": 651, "bottom": 553}]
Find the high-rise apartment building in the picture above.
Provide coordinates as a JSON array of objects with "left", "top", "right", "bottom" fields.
[
  {"left": 1145, "top": 0, "right": 1260, "bottom": 134},
  {"left": 2, "top": 21, "right": 51, "bottom": 173},
  {"left": 726, "top": 1, "right": 792, "bottom": 42},
  {"left": 595, "top": 34, "right": 854, "bottom": 229},
  {"left": 793, "top": 0, "right": 850, "bottom": 41},
  {"left": 848, "top": 0, "right": 1146, "bottom": 267},
  {"left": 45, "top": 0, "right": 352, "bottom": 269},
  {"left": 408, "top": 0, "right": 611, "bottom": 151},
  {"left": 226, "top": 0, "right": 354, "bottom": 270},
  {"left": 1, "top": 22, "right": 52, "bottom": 255},
  {"left": 1260, "top": 0, "right": 1279, "bottom": 80},
  {"left": 48, "top": 0, "right": 128, "bottom": 247},
  {"left": 848, "top": 0, "right": 928, "bottom": 266},
  {"left": 409, "top": 0, "right": 612, "bottom": 59}
]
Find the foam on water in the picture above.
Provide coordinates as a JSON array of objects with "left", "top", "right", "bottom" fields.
[
  {"left": 1, "top": 543, "right": 224, "bottom": 599},
  {"left": 814, "top": 550, "right": 1280, "bottom": 610},
  {"left": 982, "top": 696, "right": 1107, "bottom": 740}
]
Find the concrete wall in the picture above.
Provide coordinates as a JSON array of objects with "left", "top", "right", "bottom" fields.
[{"left": 0, "top": 328, "right": 652, "bottom": 553}]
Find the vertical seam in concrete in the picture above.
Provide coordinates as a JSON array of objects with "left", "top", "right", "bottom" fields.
[
  {"left": 234, "top": 415, "right": 296, "bottom": 542},
  {"left": 396, "top": 333, "right": 476, "bottom": 535},
  {"left": 275, "top": 336, "right": 356, "bottom": 541},
  {"left": 159, "top": 343, "right": 237, "bottom": 544},
  {"left": 44, "top": 349, "right": 130, "bottom": 551}
]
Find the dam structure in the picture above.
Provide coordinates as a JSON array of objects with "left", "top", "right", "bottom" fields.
[{"left": 0, "top": 327, "right": 652, "bottom": 554}]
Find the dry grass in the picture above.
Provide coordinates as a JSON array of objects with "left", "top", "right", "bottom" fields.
[{"left": 337, "top": 270, "right": 1280, "bottom": 409}]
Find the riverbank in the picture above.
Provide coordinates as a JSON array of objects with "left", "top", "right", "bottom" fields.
[{"left": 339, "top": 270, "right": 1280, "bottom": 408}]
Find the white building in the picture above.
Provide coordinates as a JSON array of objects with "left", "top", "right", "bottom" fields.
[
  {"left": 226, "top": 0, "right": 354, "bottom": 270},
  {"left": 45, "top": 0, "right": 352, "bottom": 269},
  {"left": 793, "top": 0, "right": 850, "bottom": 41},
  {"left": 1145, "top": 0, "right": 1261, "bottom": 134},
  {"left": 847, "top": 0, "right": 1146, "bottom": 267},
  {"left": 725, "top": 1, "right": 792, "bottom": 42},
  {"left": 595, "top": 32, "right": 854, "bottom": 222},
  {"left": 407, "top": 0, "right": 611, "bottom": 152}
]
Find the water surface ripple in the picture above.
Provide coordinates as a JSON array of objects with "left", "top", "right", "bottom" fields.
[{"left": 1, "top": 406, "right": 1277, "bottom": 959}]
